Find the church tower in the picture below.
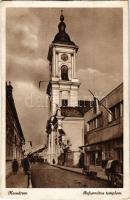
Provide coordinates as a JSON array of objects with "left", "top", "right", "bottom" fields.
[
  {"left": 47, "top": 10, "right": 80, "bottom": 115},
  {"left": 46, "top": 11, "right": 86, "bottom": 165}
]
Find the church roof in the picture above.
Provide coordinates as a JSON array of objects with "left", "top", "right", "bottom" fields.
[
  {"left": 61, "top": 106, "right": 90, "bottom": 118},
  {"left": 47, "top": 11, "right": 78, "bottom": 62}
]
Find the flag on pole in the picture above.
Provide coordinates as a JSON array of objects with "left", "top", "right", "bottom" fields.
[
  {"left": 93, "top": 96, "right": 100, "bottom": 114},
  {"left": 89, "top": 89, "right": 113, "bottom": 117}
]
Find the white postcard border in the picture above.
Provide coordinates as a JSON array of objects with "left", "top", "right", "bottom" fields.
[{"left": 0, "top": 1, "right": 129, "bottom": 200}]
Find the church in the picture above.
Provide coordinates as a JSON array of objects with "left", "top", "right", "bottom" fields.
[{"left": 46, "top": 11, "right": 90, "bottom": 167}]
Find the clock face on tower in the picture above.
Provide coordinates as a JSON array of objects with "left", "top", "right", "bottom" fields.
[{"left": 61, "top": 53, "right": 68, "bottom": 61}]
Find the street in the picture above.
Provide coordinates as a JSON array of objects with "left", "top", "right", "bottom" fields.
[{"left": 31, "top": 163, "right": 108, "bottom": 188}]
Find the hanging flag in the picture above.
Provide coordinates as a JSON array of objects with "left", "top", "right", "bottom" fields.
[
  {"left": 89, "top": 89, "right": 113, "bottom": 117},
  {"left": 88, "top": 89, "right": 101, "bottom": 114},
  {"left": 93, "top": 96, "right": 100, "bottom": 114},
  {"left": 30, "top": 141, "right": 32, "bottom": 147}
]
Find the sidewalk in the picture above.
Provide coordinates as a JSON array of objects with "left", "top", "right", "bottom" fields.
[
  {"left": 89, "top": 165, "right": 107, "bottom": 181},
  {"left": 52, "top": 164, "right": 107, "bottom": 181},
  {"left": 6, "top": 167, "right": 28, "bottom": 188}
]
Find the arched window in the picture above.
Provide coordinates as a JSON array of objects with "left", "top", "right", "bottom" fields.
[{"left": 61, "top": 65, "right": 69, "bottom": 81}]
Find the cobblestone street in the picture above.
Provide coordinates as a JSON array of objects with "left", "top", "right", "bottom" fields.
[{"left": 31, "top": 163, "right": 108, "bottom": 188}]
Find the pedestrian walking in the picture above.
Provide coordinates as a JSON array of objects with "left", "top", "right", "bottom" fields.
[
  {"left": 22, "top": 156, "right": 30, "bottom": 175},
  {"left": 12, "top": 159, "right": 19, "bottom": 175},
  {"left": 79, "top": 152, "right": 84, "bottom": 172}
]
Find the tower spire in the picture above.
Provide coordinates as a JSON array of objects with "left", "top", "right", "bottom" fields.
[
  {"left": 60, "top": 9, "right": 64, "bottom": 22},
  {"left": 58, "top": 9, "right": 66, "bottom": 33},
  {"left": 52, "top": 10, "right": 75, "bottom": 46}
]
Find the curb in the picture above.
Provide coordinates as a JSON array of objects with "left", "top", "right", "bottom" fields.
[
  {"left": 51, "top": 164, "right": 83, "bottom": 175},
  {"left": 51, "top": 164, "right": 107, "bottom": 181}
]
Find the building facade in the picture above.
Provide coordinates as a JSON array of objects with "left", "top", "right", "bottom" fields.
[
  {"left": 83, "top": 83, "right": 123, "bottom": 172},
  {"left": 6, "top": 82, "right": 25, "bottom": 176},
  {"left": 46, "top": 11, "right": 90, "bottom": 167}
]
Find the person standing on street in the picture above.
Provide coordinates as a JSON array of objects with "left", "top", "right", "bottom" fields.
[
  {"left": 22, "top": 155, "right": 30, "bottom": 175},
  {"left": 12, "top": 159, "right": 19, "bottom": 175}
]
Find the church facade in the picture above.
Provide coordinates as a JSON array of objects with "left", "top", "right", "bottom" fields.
[{"left": 46, "top": 11, "right": 90, "bottom": 167}]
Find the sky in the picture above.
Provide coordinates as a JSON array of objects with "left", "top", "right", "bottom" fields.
[{"left": 6, "top": 8, "right": 123, "bottom": 147}]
